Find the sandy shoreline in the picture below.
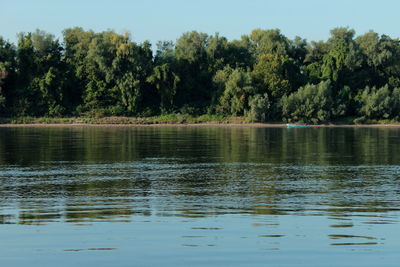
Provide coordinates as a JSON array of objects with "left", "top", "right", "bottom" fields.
[{"left": 1, "top": 122, "right": 400, "bottom": 128}]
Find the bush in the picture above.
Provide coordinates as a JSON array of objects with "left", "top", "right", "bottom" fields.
[
  {"left": 281, "top": 80, "right": 333, "bottom": 124},
  {"left": 392, "top": 88, "right": 400, "bottom": 120},
  {"left": 179, "top": 105, "right": 200, "bottom": 115},
  {"left": 217, "top": 69, "right": 255, "bottom": 116},
  {"left": 357, "top": 85, "right": 400, "bottom": 120},
  {"left": 247, "top": 93, "right": 271, "bottom": 122}
]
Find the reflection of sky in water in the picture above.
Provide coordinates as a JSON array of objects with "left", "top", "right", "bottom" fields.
[{"left": 0, "top": 127, "right": 400, "bottom": 266}]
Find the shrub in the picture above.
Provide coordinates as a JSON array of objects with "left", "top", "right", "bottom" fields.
[
  {"left": 357, "top": 85, "right": 400, "bottom": 120},
  {"left": 281, "top": 80, "right": 333, "bottom": 124},
  {"left": 217, "top": 69, "right": 255, "bottom": 116},
  {"left": 247, "top": 93, "right": 271, "bottom": 122}
]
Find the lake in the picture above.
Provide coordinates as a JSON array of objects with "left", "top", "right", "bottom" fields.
[{"left": 0, "top": 126, "right": 400, "bottom": 266}]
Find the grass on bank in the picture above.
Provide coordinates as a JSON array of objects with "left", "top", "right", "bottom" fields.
[
  {"left": 0, "top": 114, "right": 399, "bottom": 125},
  {"left": 0, "top": 114, "right": 248, "bottom": 125}
]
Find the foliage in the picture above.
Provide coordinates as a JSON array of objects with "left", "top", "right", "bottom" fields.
[
  {"left": 356, "top": 85, "right": 400, "bottom": 120},
  {"left": 0, "top": 37, "right": 16, "bottom": 114},
  {"left": 217, "top": 68, "right": 255, "bottom": 116},
  {"left": 173, "top": 31, "right": 213, "bottom": 110},
  {"left": 248, "top": 29, "right": 291, "bottom": 57},
  {"left": 14, "top": 31, "right": 70, "bottom": 116},
  {"left": 321, "top": 27, "right": 362, "bottom": 90},
  {"left": 252, "top": 53, "right": 301, "bottom": 98},
  {"left": 281, "top": 81, "right": 334, "bottom": 124},
  {"left": 1, "top": 27, "right": 400, "bottom": 123},
  {"left": 147, "top": 63, "right": 180, "bottom": 112},
  {"left": 247, "top": 93, "right": 271, "bottom": 122}
]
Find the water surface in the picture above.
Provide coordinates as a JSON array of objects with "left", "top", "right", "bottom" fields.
[{"left": 0, "top": 126, "right": 400, "bottom": 266}]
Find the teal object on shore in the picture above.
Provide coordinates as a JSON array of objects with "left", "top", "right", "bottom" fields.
[{"left": 286, "top": 123, "right": 311, "bottom": 128}]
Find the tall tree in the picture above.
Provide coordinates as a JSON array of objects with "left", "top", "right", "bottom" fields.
[
  {"left": 248, "top": 29, "right": 291, "bottom": 57},
  {"left": 217, "top": 68, "right": 255, "bottom": 116},
  {"left": 303, "top": 40, "right": 329, "bottom": 84},
  {"left": 14, "top": 30, "right": 70, "bottom": 116},
  {"left": 252, "top": 53, "right": 301, "bottom": 99},
  {"left": 321, "top": 27, "right": 362, "bottom": 89},
  {"left": 64, "top": 29, "right": 153, "bottom": 115},
  {"left": 147, "top": 63, "right": 180, "bottom": 113},
  {"left": 174, "top": 31, "right": 213, "bottom": 111},
  {"left": 356, "top": 31, "right": 400, "bottom": 88},
  {"left": 0, "top": 37, "right": 16, "bottom": 115}
]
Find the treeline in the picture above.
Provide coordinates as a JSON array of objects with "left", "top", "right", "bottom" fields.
[{"left": 1, "top": 27, "right": 400, "bottom": 123}]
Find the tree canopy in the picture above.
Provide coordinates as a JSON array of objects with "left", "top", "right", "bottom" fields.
[{"left": 1, "top": 27, "right": 400, "bottom": 123}]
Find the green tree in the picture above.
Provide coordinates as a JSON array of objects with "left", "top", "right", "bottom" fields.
[
  {"left": 289, "top": 36, "right": 308, "bottom": 65},
  {"left": 252, "top": 53, "right": 300, "bottom": 99},
  {"left": 64, "top": 29, "right": 153, "bottom": 115},
  {"left": 3, "top": 26, "right": 400, "bottom": 122},
  {"left": 14, "top": 30, "right": 70, "bottom": 116},
  {"left": 217, "top": 68, "right": 255, "bottom": 116},
  {"left": 249, "top": 29, "right": 291, "bottom": 57},
  {"left": 248, "top": 93, "right": 271, "bottom": 122},
  {"left": 356, "top": 85, "right": 399, "bottom": 120},
  {"left": 0, "top": 37, "right": 16, "bottom": 115},
  {"left": 303, "top": 40, "right": 329, "bottom": 84},
  {"left": 281, "top": 81, "right": 334, "bottom": 123},
  {"left": 174, "top": 31, "right": 213, "bottom": 111},
  {"left": 63, "top": 27, "right": 95, "bottom": 110},
  {"left": 356, "top": 31, "right": 400, "bottom": 88},
  {"left": 321, "top": 28, "right": 362, "bottom": 89},
  {"left": 147, "top": 63, "right": 180, "bottom": 112}
]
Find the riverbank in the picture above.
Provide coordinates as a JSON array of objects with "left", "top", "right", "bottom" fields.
[{"left": 1, "top": 115, "right": 400, "bottom": 127}]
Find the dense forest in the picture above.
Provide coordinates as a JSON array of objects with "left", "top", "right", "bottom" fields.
[{"left": 1, "top": 27, "right": 400, "bottom": 123}]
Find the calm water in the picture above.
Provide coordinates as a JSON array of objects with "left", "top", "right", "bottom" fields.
[{"left": 1, "top": 126, "right": 400, "bottom": 266}]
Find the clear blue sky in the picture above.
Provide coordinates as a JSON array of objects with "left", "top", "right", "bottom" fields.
[{"left": 2, "top": 0, "right": 400, "bottom": 44}]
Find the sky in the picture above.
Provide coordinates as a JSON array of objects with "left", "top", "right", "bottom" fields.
[{"left": 2, "top": 0, "right": 400, "bottom": 44}]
